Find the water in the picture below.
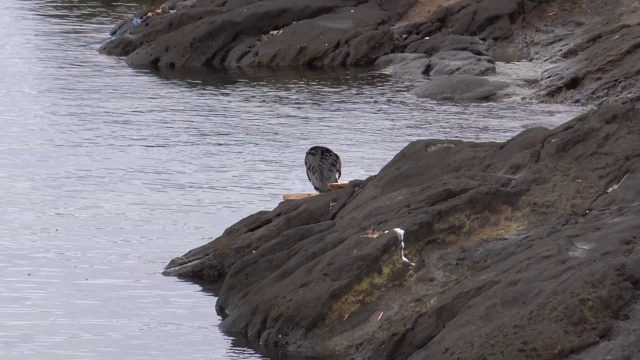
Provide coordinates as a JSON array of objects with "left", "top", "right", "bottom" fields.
[{"left": 0, "top": 0, "right": 585, "bottom": 359}]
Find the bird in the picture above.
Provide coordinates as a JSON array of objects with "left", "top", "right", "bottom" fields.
[{"left": 305, "top": 146, "right": 341, "bottom": 193}]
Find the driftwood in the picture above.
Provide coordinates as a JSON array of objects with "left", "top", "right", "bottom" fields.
[
  {"left": 283, "top": 193, "right": 318, "bottom": 201},
  {"left": 283, "top": 183, "right": 349, "bottom": 201},
  {"left": 328, "top": 182, "right": 348, "bottom": 190}
]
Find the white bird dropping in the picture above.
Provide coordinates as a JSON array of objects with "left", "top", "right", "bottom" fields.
[{"left": 393, "top": 228, "right": 415, "bottom": 266}]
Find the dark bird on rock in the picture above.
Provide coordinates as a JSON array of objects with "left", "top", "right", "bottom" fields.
[{"left": 305, "top": 146, "right": 341, "bottom": 193}]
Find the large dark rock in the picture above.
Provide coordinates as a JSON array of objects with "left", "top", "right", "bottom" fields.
[
  {"left": 234, "top": 5, "right": 393, "bottom": 67},
  {"left": 103, "top": 4, "right": 227, "bottom": 57},
  {"left": 99, "top": 0, "right": 419, "bottom": 67},
  {"left": 165, "top": 104, "right": 640, "bottom": 359}
]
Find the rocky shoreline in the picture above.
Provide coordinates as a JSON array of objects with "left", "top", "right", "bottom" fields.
[
  {"left": 101, "top": 0, "right": 640, "bottom": 105},
  {"left": 107, "top": 0, "right": 640, "bottom": 358}
]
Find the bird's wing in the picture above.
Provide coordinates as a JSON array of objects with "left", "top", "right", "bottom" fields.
[{"left": 304, "top": 156, "right": 312, "bottom": 182}]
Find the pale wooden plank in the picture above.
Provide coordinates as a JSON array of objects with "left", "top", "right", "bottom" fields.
[
  {"left": 328, "top": 182, "right": 349, "bottom": 190},
  {"left": 283, "top": 193, "right": 318, "bottom": 201}
]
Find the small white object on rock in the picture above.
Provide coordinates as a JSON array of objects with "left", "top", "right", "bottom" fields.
[
  {"left": 607, "top": 172, "right": 629, "bottom": 193},
  {"left": 393, "top": 228, "right": 415, "bottom": 266}
]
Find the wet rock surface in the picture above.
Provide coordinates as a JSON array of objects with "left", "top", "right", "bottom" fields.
[
  {"left": 487, "top": 0, "right": 640, "bottom": 104},
  {"left": 412, "top": 75, "right": 508, "bottom": 101},
  {"left": 426, "top": 50, "right": 495, "bottom": 76},
  {"left": 100, "top": 0, "right": 418, "bottom": 67},
  {"left": 156, "top": 0, "right": 640, "bottom": 358},
  {"left": 374, "top": 53, "right": 428, "bottom": 77},
  {"left": 166, "top": 104, "right": 640, "bottom": 359}
]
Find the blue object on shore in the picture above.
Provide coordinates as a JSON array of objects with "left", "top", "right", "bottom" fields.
[{"left": 79, "top": 16, "right": 148, "bottom": 47}]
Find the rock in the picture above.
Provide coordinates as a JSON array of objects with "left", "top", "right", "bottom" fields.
[
  {"left": 538, "top": 24, "right": 640, "bottom": 105},
  {"left": 394, "top": 0, "right": 560, "bottom": 77},
  {"left": 483, "top": 0, "right": 640, "bottom": 104},
  {"left": 391, "top": 36, "right": 495, "bottom": 78},
  {"left": 99, "top": 0, "right": 419, "bottom": 68},
  {"left": 412, "top": 75, "right": 509, "bottom": 101},
  {"left": 374, "top": 52, "right": 426, "bottom": 69},
  {"left": 236, "top": 6, "right": 393, "bottom": 67},
  {"left": 404, "top": 0, "right": 554, "bottom": 42},
  {"left": 405, "top": 34, "right": 489, "bottom": 56},
  {"left": 425, "top": 50, "right": 495, "bottom": 76},
  {"left": 374, "top": 53, "right": 429, "bottom": 77},
  {"left": 165, "top": 104, "right": 640, "bottom": 359},
  {"left": 103, "top": 5, "right": 227, "bottom": 57},
  {"left": 460, "top": 0, "right": 522, "bottom": 39}
]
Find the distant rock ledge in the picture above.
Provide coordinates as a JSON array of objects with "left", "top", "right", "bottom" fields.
[{"left": 101, "top": 0, "right": 640, "bottom": 105}]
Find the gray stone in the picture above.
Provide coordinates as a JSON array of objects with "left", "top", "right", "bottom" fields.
[
  {"left": 374, "top": 53, "right": 429, "bottom": 77},
  {"left": 413, "top": 75, "right": 510, "bottom": 101},
  {"left": 405, "top": 34, "right": 488, "bottom": 56},
  {"left": 427, "top": 50, "right": 496, "bottom": 76}
]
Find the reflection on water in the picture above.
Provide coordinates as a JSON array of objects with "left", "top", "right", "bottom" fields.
[{"left": 0, "top": 0, "right": 586, "bottom": 359}]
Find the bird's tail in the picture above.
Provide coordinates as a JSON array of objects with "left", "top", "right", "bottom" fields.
[{"left": 317, "top": 169, "right": 339, "bottom": 192}]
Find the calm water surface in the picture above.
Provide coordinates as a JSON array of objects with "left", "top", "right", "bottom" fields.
[{"left": 0, "top": 1, "right": 585, "bottom": 359}]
